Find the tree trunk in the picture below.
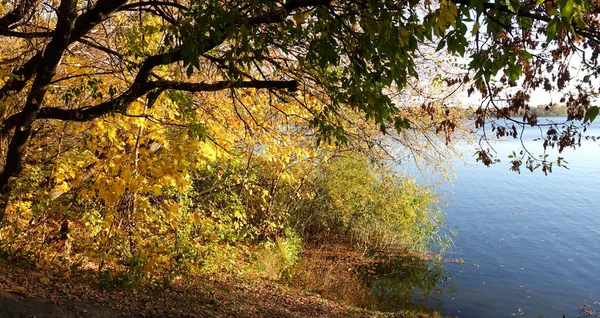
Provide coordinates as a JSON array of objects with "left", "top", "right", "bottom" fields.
[{"left": 0, "top": 0, "right": 78, "bottom": 224}]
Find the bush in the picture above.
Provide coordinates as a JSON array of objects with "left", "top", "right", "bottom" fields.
[
  {"left": 252, "top": 227, "right": 302, "bottom": 281},
  {"left": 290, "top": 154, "right": 447, "bottom": 252}
]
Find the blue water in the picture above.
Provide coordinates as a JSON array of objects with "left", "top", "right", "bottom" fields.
[{"left": 435, "top": 118, "right": 600, "bottom": 317}]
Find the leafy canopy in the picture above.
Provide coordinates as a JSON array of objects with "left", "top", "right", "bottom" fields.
[{"left": 0, "top": 0, "right": 597, "bottom": 213}]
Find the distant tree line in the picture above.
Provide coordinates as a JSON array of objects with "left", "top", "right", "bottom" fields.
[
  {"left": 458, "top": 104, "right": 569, "bottom": 119},
  {"left": 523, "top": 104, "right": 568, "bottom": 117}
]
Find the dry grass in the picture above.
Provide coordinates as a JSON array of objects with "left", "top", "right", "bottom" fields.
[
  {"left": 289, "top": 242, "right": 443, "bottom": 318},
  {"left": 290, "top": 242, "right": 379, "bottom": 309}
]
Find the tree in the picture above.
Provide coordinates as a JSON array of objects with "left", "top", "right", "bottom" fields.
[{"left": 0, "top": 0, "right": 597, "bottom": 223}]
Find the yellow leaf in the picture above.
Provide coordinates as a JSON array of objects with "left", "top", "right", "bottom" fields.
[
  {"left": 10, "top": 286, "right": 26, "bottom": 294},
  {"left": 169, "top": 202, "right": 179, "bottom": 213},
  {"left": 193, "top": 213, "right": 202, "bottom": 223},
  {"left": 151, "top": 184, "right": 162, "bottom": 195},
  {"left": 293, "top": 12, "right": 308, "bottom": 25}
]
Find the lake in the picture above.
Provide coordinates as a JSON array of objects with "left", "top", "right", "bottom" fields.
[{"left": 368, "top": 118, "right": 600, "bottom": 317}]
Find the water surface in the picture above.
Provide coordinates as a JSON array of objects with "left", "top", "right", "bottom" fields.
[{"left": 378, "top": 118, "right": 600, "bottom": 317}]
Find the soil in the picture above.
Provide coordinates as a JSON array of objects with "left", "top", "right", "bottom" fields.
[
  {"left": 0, "top": 243, "right": 438, "bottom": 318},
  {"left": 0, "top": 280, "right": 378, "bottom": 318},
  {"left": 0, "top": 259, "right": 385, "bottom": 318}
]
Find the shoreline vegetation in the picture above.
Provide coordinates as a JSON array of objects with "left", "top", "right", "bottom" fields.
[{"left": 0, "top": 152, "right": 447, "bottom": 317}]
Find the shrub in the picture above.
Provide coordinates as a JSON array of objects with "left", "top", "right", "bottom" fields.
[
  {"left": 252, "top": 227, "right": 302, "bottom": 281},
  {"left": 290, "top": 153, "right": 447, "bottom": 252}
]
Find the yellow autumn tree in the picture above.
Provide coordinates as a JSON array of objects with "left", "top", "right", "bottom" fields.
[{"left": 0, "top": 1, "right": 469, "bottom": 284}]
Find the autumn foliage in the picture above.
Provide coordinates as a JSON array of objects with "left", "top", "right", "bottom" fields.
[{"left": 1, "top": 0, "right": 595, "bottom": 296}]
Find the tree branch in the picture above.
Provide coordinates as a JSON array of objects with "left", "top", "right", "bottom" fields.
[
  {"left": 151, "top": 79, "right": 299, "bottom": 92},
  {"left": 119, "top": 1, "right": 188, "bottom": 12},
  {"left": 1, "top": 80, "right": 298, "bottom": 130},
  {"left": 0, "top": 0, "right": 129, "bottom": 102},
  {"left": 0, "top": 0, "right": 37, "bottom": 29}
]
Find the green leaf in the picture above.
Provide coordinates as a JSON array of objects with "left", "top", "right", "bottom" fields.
[
  {"left": 560, "top": 0, "right": 575, "bottom": 23},
  {"left": 573, "top": 11, "right": 586, "bottom": 28},
  {"left": 517, "top": 16, "right": 533, "bottom": 30},
  {"left": 187, "top": 123, "right": 207, "bottom": 140},
  {"left": 507, "top": 64, "right": 522, "bottom": 82},
  {"left": 471, "top": 21, "right": 481, "bottom": 36},
  {"left": 546, "top": 18, "right": 560, "bottom": 44},
  {"left": 507, "top": 0, "right": 520, "bottom": 13},
  {"left": 584, "top": 106, "right": 599, "bottom": 123},
  {"left": 394, "top": 117, "right": 411, "bottom": 132},
  {"left": 519, "top": 50, "right": 533, "bottom": 61},
  {"left": 470, "top": 0, "right": 486, "bottom": 13}
]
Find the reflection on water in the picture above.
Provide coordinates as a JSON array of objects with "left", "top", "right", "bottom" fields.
[{"left": 359, "top": 256, "right": 452, "bottom": 313}]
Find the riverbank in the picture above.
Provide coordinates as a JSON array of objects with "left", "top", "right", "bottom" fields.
[
  {"left": 0, "top": 244, "right": 441, "bottom": 317},
  {"left": 0, "top": 272, "right": 372, "bottom": 317}
]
